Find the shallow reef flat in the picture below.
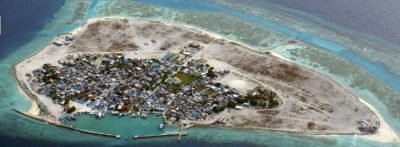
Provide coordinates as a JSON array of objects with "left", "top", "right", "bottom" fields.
[
  {"left": 96, "top": 0, "right": 164, "bottom": 18},
  {"left": 172, "top": 11, "right": 288, "bottom": 49},
  {"left": 272, "top": 41, "right": 400, "bottom": 119},
  {"left": 214, "top": 0, "right": 400, "bottom": 90}
]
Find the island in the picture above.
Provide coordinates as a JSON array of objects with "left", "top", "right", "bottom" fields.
[{"left": 13, "top": 18, "right": 398, "bottom": 142}]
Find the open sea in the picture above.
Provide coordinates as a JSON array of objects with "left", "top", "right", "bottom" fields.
[{"left": 0, "top": 0, "right": 399, "bottom": 146}]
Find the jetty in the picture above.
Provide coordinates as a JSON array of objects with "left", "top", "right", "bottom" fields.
[
  {"left": 178, "top": 124, "right": 184, "bottom": 141},
  {"left": 133, "top": 132, "right": 188, "bottom": 140},
  {"left": 12, "top": 108, "right": 121, "bottom": 139}
]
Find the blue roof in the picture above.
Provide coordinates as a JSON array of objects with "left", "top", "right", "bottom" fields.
[
  {"left": 74, "top": 85, "right": 83, "bottom": 90},
  {"left": 75, "top": 98, "right": 86, "bottom": 104},
  {"left": 87, "top": 101, "right": 96, "bottom": 108},
  {"left": 162, "top": 53, "right": 173, "bottom": 61}
]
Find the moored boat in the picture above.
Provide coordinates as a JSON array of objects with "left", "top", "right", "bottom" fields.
[
  {"left": 111, "top": 111, "right": 119, "bottom": 115},
  {"left": 97, "top": 112, "right": 102, "bottom": 119},
  {"left": 159, "top": 122, "right": 164, "bottom": 130},
  {"left": 141, "top": 112, "right": 147, "bottom": 119}
]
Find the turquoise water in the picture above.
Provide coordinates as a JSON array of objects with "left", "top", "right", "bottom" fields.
[
  {"left": 64, "top": 114, "right": 178, "bottom": 138},
  {"left": 0, "top": 0, "right": 399, "bottom": 146}
]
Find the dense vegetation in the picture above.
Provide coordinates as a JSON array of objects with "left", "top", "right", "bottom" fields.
[
  {"left": 237, "top": 88, "right": 279, "bottom": 108},
  {"left": 66, "top": 106, "right": 76, "bottom": 114}
]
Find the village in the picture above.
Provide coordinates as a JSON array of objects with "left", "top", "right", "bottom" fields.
[{"left": 26, "top": 41, "right": 280, "bottom": 128}]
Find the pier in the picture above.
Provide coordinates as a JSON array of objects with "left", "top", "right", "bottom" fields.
[
  {"left": 133, "top": 132, "right": 188, "bottom": 140},
  {"left": 178, "top": 125, "right": 184, "bottom": 141},
  {"left": 12, "top": 108, "right": 121, "bottom": 139}
]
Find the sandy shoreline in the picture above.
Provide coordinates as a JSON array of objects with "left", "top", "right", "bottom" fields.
[
  {"left": 358, "top": 99, "right": 399, "bottom": 142},
  {"left": 12, "top": 17, "right": 399, "bottom": 143},
  {"left": 271, "top": 50, "right": 399, "bottom": 143}
]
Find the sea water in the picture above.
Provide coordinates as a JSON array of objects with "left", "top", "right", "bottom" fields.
[
  {"left": 0, "top": 0, "right": 399, "bottom": 146},
  {"left": 63, "top": 114, "right": 178, "bottom": 137}
]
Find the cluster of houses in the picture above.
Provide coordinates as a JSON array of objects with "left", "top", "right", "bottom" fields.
[
  {"left": 357, "top": 119, "right": 378, "bottom": 134},
  {"left": 53, "top": 35, "right": 74, "bottom": 46},
  {"left": 150, "top": 59, "right": 241, "bottom": 121},
  {"left": 29, "top": 42, "right": 245, "bottom": 122}
]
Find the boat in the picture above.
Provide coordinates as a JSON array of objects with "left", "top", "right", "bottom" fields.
[
  {"left": 97, "top": 112, "right": 102, "bottom": 119},
  {"left": 111, "top": 111, "right": 119, "bottom": 115},
  {"left": 159, "top": 122, "right": 164, "bottom": 130},
  {"left": 141, "top": 112, "right": 147, "bottom": 119},
  {"left": 119, "top": 113, "right": 123, "bottom": 117},
  {"left": 70, "top": 114, "right": 77, "bottom": 121},
  {"left": 131, "top": 113, "right": 137, "bottom": 118}
]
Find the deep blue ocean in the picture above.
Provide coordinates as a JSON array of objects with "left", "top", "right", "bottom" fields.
[
  {"left": 0, "top": 0, "right": 63, "bottom": 146},
  {"left": 0, "top": 0, "right": 399, "bottom": 146},
  {"left": 0, "top": 0, "right": 64, "bottom": 60}
]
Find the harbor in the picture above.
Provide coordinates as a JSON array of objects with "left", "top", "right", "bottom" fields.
[
  {"left": 63, "top": 112, "right": 179, "bottom": 139},
  {"left": 12, "top": 108, "right": 121, "bottom": 139},
  {"left": 13, "top": 108, "right": 184, "bottom": 140}
]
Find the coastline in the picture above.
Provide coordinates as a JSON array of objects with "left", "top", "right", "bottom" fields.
[
  {"left": 12, "top": 17, "right": 399, "bottom": 143},
  {"left": 271, "top": 52, "right": 399, "bottom": 143}
]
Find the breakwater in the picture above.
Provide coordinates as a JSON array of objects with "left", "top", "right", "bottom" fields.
[
  {"left": 133, "top": 132, "right": 188, "bottom": 140},
  {"left": 12, "top": 109, "right": 121, "bottom": 139}
]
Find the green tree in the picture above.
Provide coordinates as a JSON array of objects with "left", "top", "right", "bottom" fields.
[
  {"left": 219, "top": 106, "right": 226, "bottom": 112},
  {"left": 250, "top": 99, "right": 258, "bottom": 106},
  {"left": 66, "top": 106, "right": 76, "bottom": 114},
  {"left": 213, "top": 106, "right": 219, "bottom": 113},
  {"left": 307, "top": 122, "right": 315, "bottom": 129},
  {"left": 227, "top": 101, "right": 237, "bottom": 108}
]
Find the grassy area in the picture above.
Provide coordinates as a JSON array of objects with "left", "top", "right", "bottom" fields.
[
  {"left": 175, "top": 72, "right": 196, "bottom": 85},
  {"left": 195, "top": 85, "right": 207, "bottom": 92},
  {"left": 171, "top": 85, "right": 181, "bottom": 93},
  {"left": 204, "top": 89, "right": 215, "bottom": 95}
]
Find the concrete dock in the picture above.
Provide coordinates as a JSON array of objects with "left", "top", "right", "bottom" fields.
[
  {"left": 133, "top": 132, "right": 188, "bottom": 140},
  {"left": 178, "top": 125, "right": 184, "bottom": 141},
  {"left": 12, "top": 108, "right": 121, "bottom": 139}
]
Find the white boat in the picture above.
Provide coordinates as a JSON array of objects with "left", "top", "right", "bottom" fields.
[
  {"left": 141, "top": 112, "right": 147, "bottom": 119},
  {"left": 131, "top": 113, "right": 137, "bottom": 118},
  {"left": 111, "top": 111, "right": 119, "bottom": 115},
  {"left": 97, "top": 112, "right": 102, "bottom": 119},
  {"left": 159, "top": 123, "right": 164, "bottom": 130}
]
